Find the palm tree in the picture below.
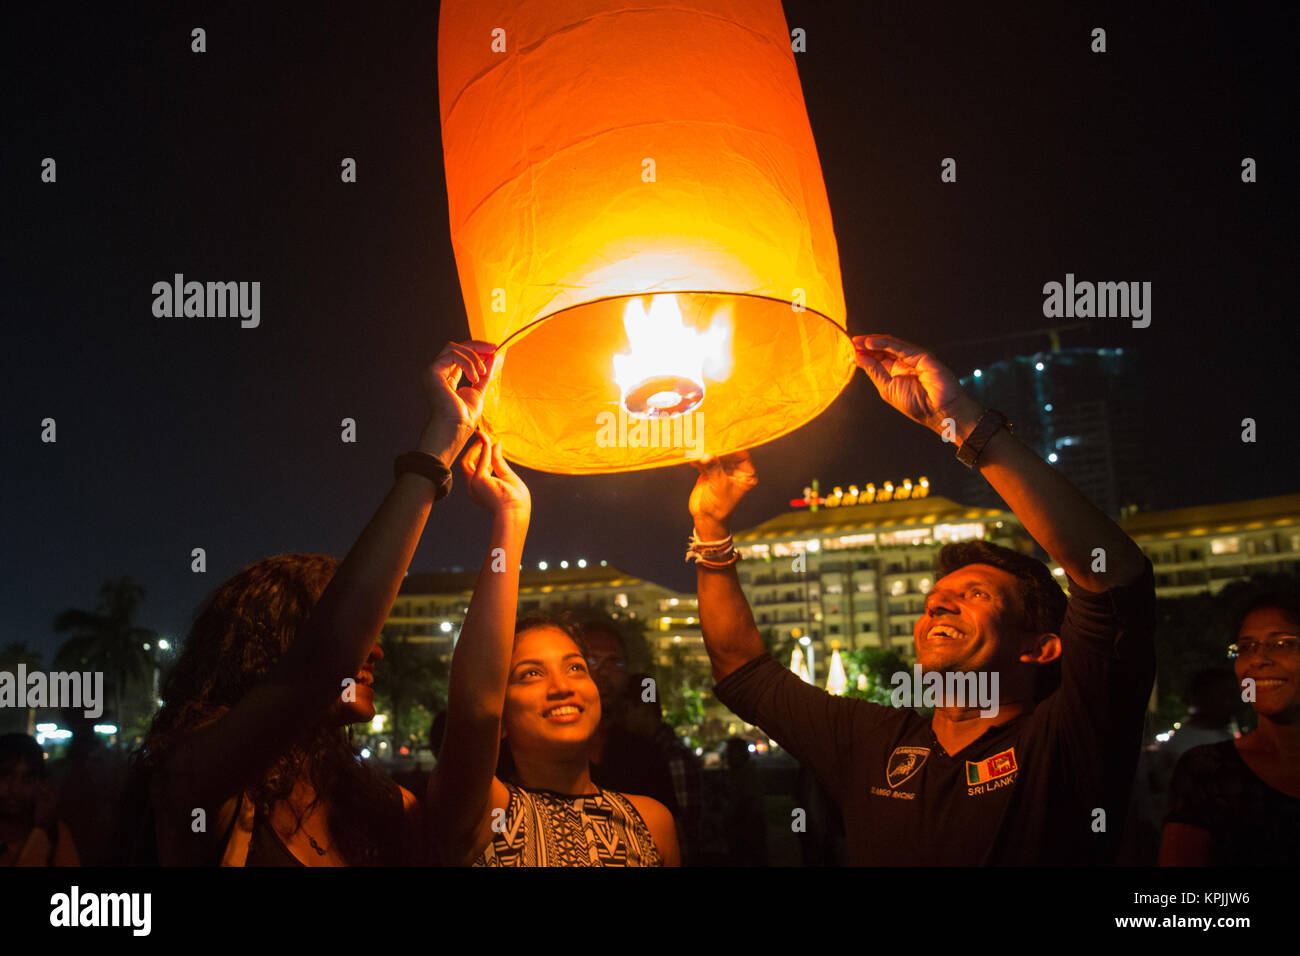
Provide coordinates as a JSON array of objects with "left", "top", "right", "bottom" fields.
[
  {"left": 0, "top": 642, "right": 45, "bottom": 734},
  {"left": 52, "top": 578, "right": 156, "bottom": 734},
  {"left": 375, "top": 632, "right": 448, "bottom": 747}
]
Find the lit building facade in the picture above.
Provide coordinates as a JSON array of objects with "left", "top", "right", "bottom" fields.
[
  {"left": 1120, "top": 493, "right": 1300, "bottom": 597},
  {"left": 388, "top": 563, "right": 702, "bottom": 667},
  {"left": 383, "top": 493, "right": 1300, "bottom": 700}
]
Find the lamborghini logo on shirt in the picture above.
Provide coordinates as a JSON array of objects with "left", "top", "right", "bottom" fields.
[{"left": 886, "top": 746, "right": 931, "bottom": 788}]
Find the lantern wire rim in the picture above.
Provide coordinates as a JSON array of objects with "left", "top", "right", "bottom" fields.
[{"left": 483, "top": 289, "right": 857, "bottom": 476}]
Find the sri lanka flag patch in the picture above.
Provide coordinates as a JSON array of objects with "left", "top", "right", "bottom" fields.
[{"left": 966, "top": 747, "right": 1018, "bottom": 785}]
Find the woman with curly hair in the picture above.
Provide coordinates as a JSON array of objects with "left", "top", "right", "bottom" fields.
[
  {"left": 130, "top": 340, "right": 496, "bottom": 865},
  {"left": 427, "top": 434, "right": 679, "bottom": 866}
]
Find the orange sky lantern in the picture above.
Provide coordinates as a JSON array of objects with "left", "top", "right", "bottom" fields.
[{"left": 438, "top": 0, "right": 855, "bottom": 474}]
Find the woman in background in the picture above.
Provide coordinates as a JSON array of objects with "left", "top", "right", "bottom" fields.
[{"left": 1159, "top": 593, "right": 1300, "bottom": 865}]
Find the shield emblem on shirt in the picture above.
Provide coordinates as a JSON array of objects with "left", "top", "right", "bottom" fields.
[{"left": 886, "top": 746, "right": 931, "bottom": 788}]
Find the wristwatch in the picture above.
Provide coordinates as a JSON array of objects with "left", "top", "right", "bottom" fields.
[
  {"left": 955, "top": 409, "right": 1013, "bottom": 468},
  {"left": 394, "top": 452, "right": 453, "bottom": 500}
]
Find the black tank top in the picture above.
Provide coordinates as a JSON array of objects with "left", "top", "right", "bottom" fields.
[{"left": 244, "top": 810, "right": 305, "bottom": 867}]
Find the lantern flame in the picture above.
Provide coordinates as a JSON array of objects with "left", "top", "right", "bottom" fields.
[{"left": 612, "top": 294, "right": 731, "bottom": 418}]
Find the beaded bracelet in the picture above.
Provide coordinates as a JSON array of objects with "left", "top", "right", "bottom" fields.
[{"left": 685, "top": 532, "right": 739, "bottom": 568}]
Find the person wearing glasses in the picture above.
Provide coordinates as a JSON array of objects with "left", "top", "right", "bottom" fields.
[{"left": 1159, "top": 593, "right": 1300, "bottom": 865}]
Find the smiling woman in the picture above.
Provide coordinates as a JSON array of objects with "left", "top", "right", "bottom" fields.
[
  {"left": 426, "top": 438, "right": 680, "bottom": 867},
  {"left": 1159, "top": 593, "right": 1300, "bottom": 866}
]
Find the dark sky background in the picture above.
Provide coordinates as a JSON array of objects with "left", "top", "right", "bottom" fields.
[{"left": 4, "top": 1, "right": 1297, "bottom": 660}]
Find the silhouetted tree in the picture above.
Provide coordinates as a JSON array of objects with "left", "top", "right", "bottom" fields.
[
  {"left": 375, "top": 633, "right": 448, "bottom": 746},
  {"left": 52, "top": 578, "right": 155, "bottom": 734}
]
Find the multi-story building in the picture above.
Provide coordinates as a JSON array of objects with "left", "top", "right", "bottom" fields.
[
  {"left": 389, "top": 562, "right": 702, "bottom": 667},
  {"left": 958, "top": 346, "right": 1148, "bottom": 520},
  {"left": 383, "top": 491, "right": 1300, "bottom": 699},
  {"left": 1120, "top": 492, "right": 1300, "bottom": 597}
]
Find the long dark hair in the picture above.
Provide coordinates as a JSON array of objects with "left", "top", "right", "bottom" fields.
[{"left": 132, "top": 554, "right": 405, "bottom": 865}]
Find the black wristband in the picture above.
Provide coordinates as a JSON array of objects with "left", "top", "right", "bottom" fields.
[
  {"left": 955, "top": 409, "right": 1013, "bottom": 469},
  {"left": 394, "top": 452, "right": 453, "bottom": 500}
]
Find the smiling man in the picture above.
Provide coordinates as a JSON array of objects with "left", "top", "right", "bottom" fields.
[{"left": 686, "top": 334, "right": 1156, "bottom": 865}]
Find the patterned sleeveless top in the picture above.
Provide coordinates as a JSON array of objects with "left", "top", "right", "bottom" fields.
[{"left": 473, "top": 782, "right": 663, "bottom": 867}]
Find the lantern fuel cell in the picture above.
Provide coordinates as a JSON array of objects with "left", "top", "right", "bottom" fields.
[
  {"left": 614, "top": 294, "right": 727, "bottom": 418},
  {"left": 438, "top": 0, "right": 855, "bottom": 473}
]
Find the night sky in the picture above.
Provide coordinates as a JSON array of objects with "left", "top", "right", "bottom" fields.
[{"left": 4, "top": 1, "right": 1296, "bottom": 661}]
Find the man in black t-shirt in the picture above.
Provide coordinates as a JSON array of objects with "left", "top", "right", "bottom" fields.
[{"left": 687, "top": 334, "right": 1156, "bottom": 865}]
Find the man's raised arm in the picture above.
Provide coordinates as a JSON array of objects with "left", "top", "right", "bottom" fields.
[
  {"left": 853, "top": 334, "right": 1147, "bottom": 590},
  {"left": 688, "top": 453, "right": 766, "bottom": 681}
]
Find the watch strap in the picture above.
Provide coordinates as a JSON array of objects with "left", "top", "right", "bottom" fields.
[
  {"left": 955, "top": 409, "right": 1013, "bottom": 469},
  {"left": 394, "top": 451, "right": 453, "bottom": 500}
]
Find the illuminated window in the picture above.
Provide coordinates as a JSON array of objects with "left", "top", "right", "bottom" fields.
[
  {"left": 933, "top": 523, "right": 986, "bottom": 544},
  {"left": 615, "top": 593, "right": 629, "bottom": 608},
  {"left": 1210, "top": 538, "right": 1240, "bottom": 555},
  {"left": 825, "top": 533, "right": 876, "bottom": 551}
]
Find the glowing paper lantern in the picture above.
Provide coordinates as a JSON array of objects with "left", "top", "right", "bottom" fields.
[{"left": 438, "top": 0, "right": 855, "bottom": 473}]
